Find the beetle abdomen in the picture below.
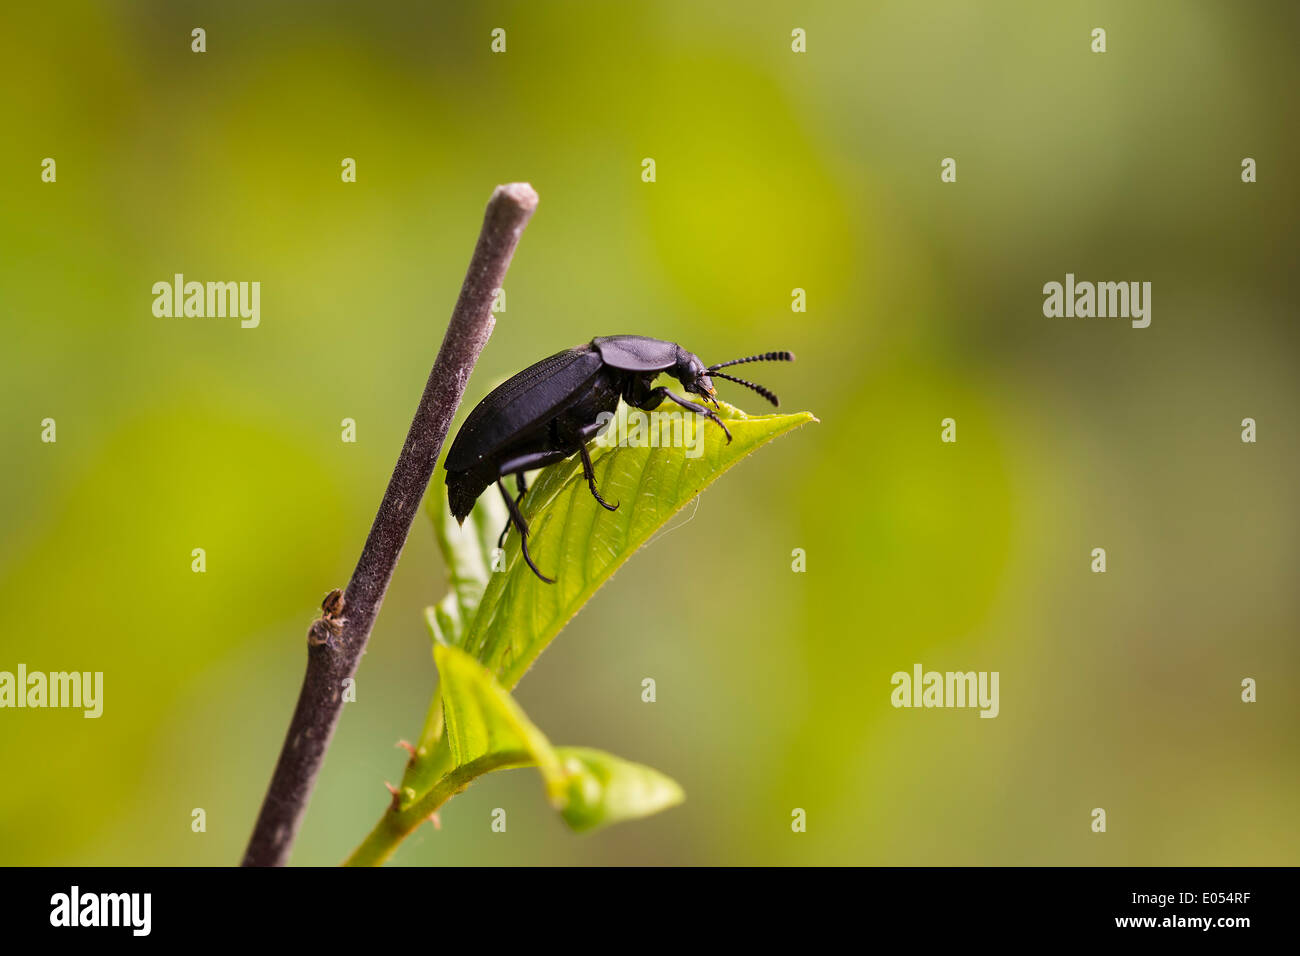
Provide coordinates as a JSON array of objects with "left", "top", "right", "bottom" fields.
[
  {"left": 446, "top": 466, "right": 490, "bottom": 523},
  {"left": 444, "top": 346, "right": 605, "bottom": 473}
]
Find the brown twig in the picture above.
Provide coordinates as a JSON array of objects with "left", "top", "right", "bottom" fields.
[{"left": 241, "top": 183, "right": 539, "bottom": 867}]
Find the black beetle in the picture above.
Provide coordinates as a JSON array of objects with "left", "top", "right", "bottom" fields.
[{"left": 444, "top": 334, "right": 794, "bottom": 582}]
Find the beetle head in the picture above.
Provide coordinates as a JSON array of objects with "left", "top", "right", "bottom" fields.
[
  {"left": 674, "top": 350, "right": 720, "bottom": 405},
  {"left": 686, "top": 350, "right": 796, "bottom": 408}
]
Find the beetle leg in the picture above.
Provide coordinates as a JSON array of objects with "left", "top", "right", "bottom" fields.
[
  {"left": 497, "top": 473, "right": 529, "bottom": 550},
  {"left": 497, "top": 478, "right": 554, "bottom": 584},
  {"left": 576, "top": 442, "right": 619, "bottom": 511},
  {"left": 642, "top": 388, "right": 732, "bottom": 443}
]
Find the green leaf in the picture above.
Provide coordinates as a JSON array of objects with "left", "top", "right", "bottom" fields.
[
  {"left": 434, "top": 644, "right": 683, "bottom": 830},
  {"left": 462, "top": 400, "right": 817, "bottom": 688},
  {"left": 435, "top": 642, "right": 560, "bottom": 786},
  {"left": 424, "top": 594, "right": 457, "bottom": 648}
]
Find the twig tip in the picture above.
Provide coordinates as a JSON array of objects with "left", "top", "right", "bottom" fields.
[{"left": 494, "top": 182, "right": 538, "bottom": 212}]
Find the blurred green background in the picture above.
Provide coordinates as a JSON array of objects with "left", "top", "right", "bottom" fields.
[{"left": 1, "top": 1, "right": 1296, "bottom": 865}]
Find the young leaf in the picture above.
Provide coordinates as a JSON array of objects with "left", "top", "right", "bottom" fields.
[
  {"left": 551, "top": 747, "right": 685, "bottom": 832},
  {"left": 424, "top": 463, "right": 507, "bottom": 648},
  {"left": 434, "top": 644, "right": 683, "bottom": 830},
  {"left": 463, "top": 400, "right": 817, "bottom": 688},
  {"left": 435, "top": 642, "right": 560, "bottom": 786}
]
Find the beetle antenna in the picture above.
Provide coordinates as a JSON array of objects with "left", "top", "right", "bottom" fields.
[
  {"left": 709, "top": 371, "right": 780, "bottom": 407},
  {"left": 707, "top": 351, "right": 795, "bottom": 372}
]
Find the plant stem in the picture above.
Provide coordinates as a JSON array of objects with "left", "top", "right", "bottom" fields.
[
  {"left": 343, "top": 750, "right": 527, "bottom": 867},
  {"left": 241, "top": 183, "right": 539, "bottom": 867}
]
